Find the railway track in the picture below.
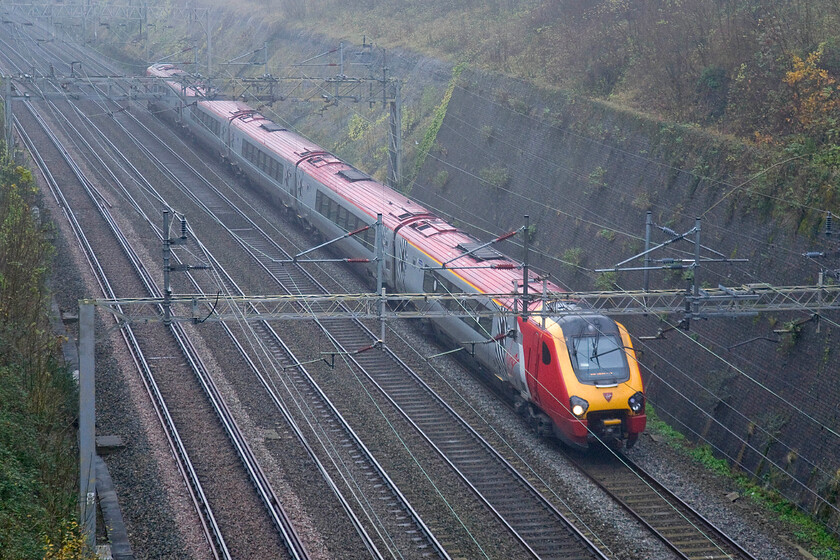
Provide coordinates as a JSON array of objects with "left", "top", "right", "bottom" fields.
[
  {"left": 5, "top": 27, "right": 451, "bottom": 558},
  {"left": 3, "top": 16, "right": 769, "bottom": 559},
  {"left": 102, "top": 100, "right": 609, "bottom": 559},
  {"left": 6, "top": 56, "right": 308, "bottom": 558},
  {"left": 566, "top": 449, "right": 758, "bottom": 560}
]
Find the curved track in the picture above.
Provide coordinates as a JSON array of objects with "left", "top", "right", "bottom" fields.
[
  {"left": 3, "top": 18, "right": 448, "bottom": 559},
  {"left": 112, "top": 101, "right": 608, "bottom": 559},
  {"left": 2, "top": 15, "right": 766, "bottom": 560},
  {"left": 19, "top": 98, "right": 309, "bottom": 559}
]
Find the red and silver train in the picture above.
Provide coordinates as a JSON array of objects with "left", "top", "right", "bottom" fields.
[{"left": 147, "top": 64, "right": 646, "bottom": 449}]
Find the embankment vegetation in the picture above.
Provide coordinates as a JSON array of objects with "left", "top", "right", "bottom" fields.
[
  {"left": 268, "top": 0, "right": 840, "bottom": 171},
  {"left": 0, "top": 146, "right": 91, "bottom": 559}
]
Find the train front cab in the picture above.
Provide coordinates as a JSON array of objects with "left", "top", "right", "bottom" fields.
[{"left": 520, "top": 314, "right": 646, "bottom": 450}]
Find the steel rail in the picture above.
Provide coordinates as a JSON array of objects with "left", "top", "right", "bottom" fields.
[
  {"left": 108, "top": 106, "right": 448, "bottom": 558},
  {"left": 15, "top": 105, "right": 228, "bottom": 559},
  {"left": 116, "top": 105, "right": 607, "bottom": 559},
  {"left": 20, "top": 98, "right": 309, "bottom": 559},
  {"left": 9, "top": 32, "right": 429, "bottom": 557},
  {"left": 28, "top": 57, "right": 436, "bottom": 557},
  {"left": 565, "top": 451, "right": 759, "bottom": 560},
  {"left": 185, "top": 251, "right": 440, "bottom": 559}
]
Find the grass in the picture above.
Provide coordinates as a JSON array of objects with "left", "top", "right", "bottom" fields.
[{"left": 645, "top": 406, "right": 840, "bottom": 559}]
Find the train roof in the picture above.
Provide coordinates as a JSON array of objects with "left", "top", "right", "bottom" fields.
[
  {"left": 147, "top": 63, "right": 185, "bottom": 78},
  {"left": 192, "top": 98, "right": 565, "bottom": 307},
  {"left": 147, "top": 63, "right": 209, "bottom": 97}
]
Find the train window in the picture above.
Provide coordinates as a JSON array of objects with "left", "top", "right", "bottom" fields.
[
  {"left": 542, "top": 341, "right": 552, "bottom": 365},
  {"left": 336, "top": 206, "right": 347, "bottom": 228},
  {"left": 440, "top": 277, "right": 462, "bottom": 310},
  {"left": 316, "top": 191, "right": 325, "bottom": 214},
  {"left": 423, "top": 271, "right": 437, "bottom": 293},
  {"left": 362, "top": 227, "right": 373, "bottom": 250},
  {"left": 328, "top": 199, "right": 339, "bottom": 222},
  {"left": 479, "top": 314, "right": 492, "bottom": 336}
]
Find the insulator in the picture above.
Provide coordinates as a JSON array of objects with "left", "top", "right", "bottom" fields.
[
  {"left": 804, "top": 252, "right": 825, "bottom": 258},
  {"left": 662, "top": 226, "right": 678, "bottom": 237},
  {"left": 826, "top": 212, "right": 833, "bottom": 237},
  {"left": 180, "top": 218, "right": 187, "bottom": 239}
]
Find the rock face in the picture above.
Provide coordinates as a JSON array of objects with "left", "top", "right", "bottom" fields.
[{"left": 185, "top": 20, "right": 840, "bottom": 531}]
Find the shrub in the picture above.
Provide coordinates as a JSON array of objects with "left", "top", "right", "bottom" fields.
[
  {"left": 562, "top": 247, "right": 583, "bottom": 269},
  {"left": 479, "top": 165, "right": 510, "bottom": 189},
  {"left": 432, "top": 169, "right": 449, "bottom": 189}
]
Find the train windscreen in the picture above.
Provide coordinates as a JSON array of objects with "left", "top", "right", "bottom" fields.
[{"left": 566, "top": 333, "right": 631, "bottom": 385}]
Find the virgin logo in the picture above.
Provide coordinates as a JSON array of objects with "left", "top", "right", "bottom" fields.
[{"left": 603, "top": 392, "right": 613, "bottom": 402}]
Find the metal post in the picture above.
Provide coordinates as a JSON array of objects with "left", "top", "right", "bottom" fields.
[
  {"left": 163, "top": 211, "right": 172, "bottom": 324},
  {"left": 143, "top": 2, "right": 149, "bottom": 63},
  {"left": 263, "top": 42, "right": 268, "bottom": 75},
  {"left": 512, "top": 280, "right": 518, "bottom": 315},
  {"left": 643, "top": 211, "right": 652, "bottom": 292},
  {"left": 541, "top": 277, "right": 548, "bottom": 328},
  {"left": 380, "top": 287, "right": 386, "bottom": 346},
  {"left": 375, "top": 213, "right": 383, "bottom": 295},
  {"left": 4, "top": 76, "right": 12, "bottom": 152},
  {"left": 82, "top": 0, "right": 88, "bottom": 45},
  {"left": 388, "top": 81, "right": 402, "bottom": 189},
  {"left": 817, "top": 270, "right": 824, "bottom": 333},
  {"left": 79, "top": 302, "right": 96, "bottom": 549},
  {"left": 206, "top": 10, "right": 212, "bottom": 76},
  {"left": 522, "top": 215, "right": 529, "bottom": 319},
  {"left": 692, "top": 217, "right": 701, "bottom": 319},
  {"left": 693, "top": 217, "right": 701, "bottom": 297},
  {"left": 375, "top": 214, "right": 385, "bottom": 345}
]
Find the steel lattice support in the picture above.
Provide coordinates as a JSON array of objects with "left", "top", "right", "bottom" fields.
[
  {"left": 86, "top": 284, "right": 840, "bottom": 325},
  {"left": 77, "top": 281, "right": 840, "bottom": 543}
]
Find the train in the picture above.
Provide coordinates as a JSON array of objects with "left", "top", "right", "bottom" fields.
[{"left": 146, "top": 63, "right": 647, "bottom": 449}]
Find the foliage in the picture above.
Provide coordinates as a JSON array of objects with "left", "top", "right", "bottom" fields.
[
  {"left": 0, "top": 147, "right": 84, "bottom": 559},
  {"left": 432, "top": 168, "right": 449, "bottom": 189},
  {"left": 562, "top": 247, "right": 583, "bottom": 269},
  {"left": 42, "top": 522, "right": 96, "bottom": 560},
  {"left": 412, "top": 62, "right": 466, "bottom": 185},
  {"left": 596, "top": 228, "right": 616, "bottom": 242},
  {"left": 594, "top": 271, "right": 617, "bottom": 291},
  {"left": 347, "top": 113, "right": 371, "bottom": 141},
  {"left": 478, "top": 165, "right": 510, "bottom": 189},
  {"left": 274, "top": 0, "right": 840, "bottom": 171},
  {"left": 586, "top": 166, "right": 607, "bottom": 193}
]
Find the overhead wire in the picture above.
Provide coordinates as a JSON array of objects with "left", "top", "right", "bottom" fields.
[
  {"left": 210, "top": 41, "right": 840, "bottom": 536},
  {"left": 27, "top": 21, "right": 840, "bottom": 544},
  {"left": 23, "top": 34, "right": 448, "bottom": 554}
]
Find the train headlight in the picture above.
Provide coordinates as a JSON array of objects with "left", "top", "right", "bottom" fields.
[
  {"left": 570, "top": 396, "right": 589, "bottom": 418},
  {"left": 628, "top": 391, "right": 645, "bottom": 413}
]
